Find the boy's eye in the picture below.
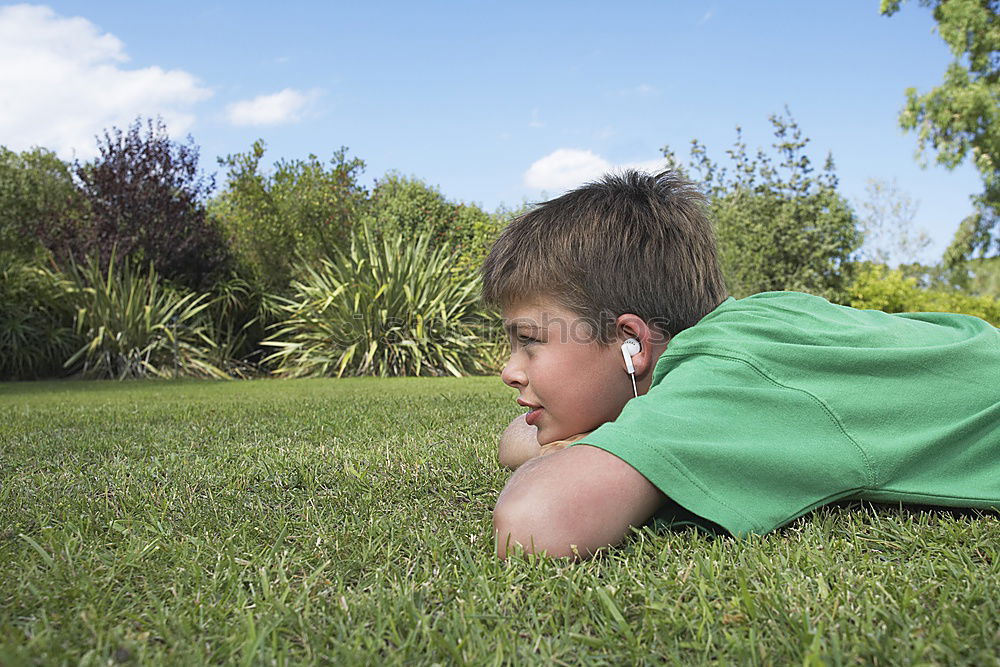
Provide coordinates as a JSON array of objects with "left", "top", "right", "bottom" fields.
[{"left": 516, "top": 334, "right": 539, "bottom": 346}]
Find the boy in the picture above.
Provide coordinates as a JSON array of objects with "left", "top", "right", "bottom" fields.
[{"left": 481, "top": 170, "right": 1000, "bottom": 560}]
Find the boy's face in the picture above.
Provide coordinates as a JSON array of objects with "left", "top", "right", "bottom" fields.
[{"left": 501, "top": 298, "right": 636, "bottom": 445}]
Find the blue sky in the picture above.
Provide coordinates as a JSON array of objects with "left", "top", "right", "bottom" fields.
[{"left": 0, "top": 1, "right": 984, "bottom": 263}]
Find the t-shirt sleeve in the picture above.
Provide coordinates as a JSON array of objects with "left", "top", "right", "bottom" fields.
[{"left": 577, "top": 353, "right": 875, "bottom": 536}]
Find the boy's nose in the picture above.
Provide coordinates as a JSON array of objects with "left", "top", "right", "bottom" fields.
[{"left": 501, "top": 358, "right": 526, "bottom": 388}]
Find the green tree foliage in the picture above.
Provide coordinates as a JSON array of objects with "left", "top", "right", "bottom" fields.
[
  {"left": 455, "top": 201, "right": 526, "bottom": 277},
  {"left": 0, "top": 146, "right": 84, "bottom": 262},
  {"left": 967, "top": 256, "right": 1000, "bottom": 295},
  {"left": 70, "top": 118, "right": 231, "bottom": 290},
  {"left": 889, "top": 254, "right": 1000, "bottom": 299},
  {"left": 362, "top": 172, "right": 499, "bottom": 274},
  {"left": 665, "top": 112, "right": 861, "bottom": 299},
  {"left": 849, "top": 263, "right": 1000, "bottom": 324},
  {"left": 855, "top": 178, "right": 931, "bottom": 265},
  {"left": 212, "top": 140, "right": 367, "bottom": 293},
  {"left": 881, "top": 0, "right": 1000, "bottom": 263},
  {"left": 364, "top": 172, "right": 457, "bottom": 244}
]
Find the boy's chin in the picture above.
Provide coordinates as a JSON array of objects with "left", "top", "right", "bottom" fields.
[
  {"left": 535, "top": 434, "right": 561, "bottom": 446},
  {"left": 534, "top": 424, "right": 565, "bottom": 446}
]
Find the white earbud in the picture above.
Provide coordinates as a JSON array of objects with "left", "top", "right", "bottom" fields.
[{"left": 620, "top": 338, "right": 640, "bottom": 397}]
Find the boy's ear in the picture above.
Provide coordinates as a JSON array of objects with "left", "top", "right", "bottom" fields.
[
  {"left": 614, "top": 313, "right": 653, "bottom": 347},
  {"left": 614, "top": 313, "right": 669, "bottom": 375}
]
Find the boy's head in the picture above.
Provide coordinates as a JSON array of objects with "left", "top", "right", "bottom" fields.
[
  {"left": 482, "top": 169, "right": 727, "bottom": 343},
  {"left": 482, "top": 170, "right": 728, "bottom": 443}
]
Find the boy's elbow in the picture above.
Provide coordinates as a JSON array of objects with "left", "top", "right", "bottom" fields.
[
  {"left": 491, "top": 445, "right": 663, "bottom": 561},
  {"left": 492, "top": 489, "right": 591, "bottom": 560}
]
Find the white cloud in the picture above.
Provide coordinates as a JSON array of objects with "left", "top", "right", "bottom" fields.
[
  {"left": 523, "top": 148, "right": 667, "bottom": 191},
  {"left": 698, "top": 9, "right": 715, "bottom": 25},
  {"left": 224, "top": 88, "right": 316, "bottom": 126},
  {"left": 0, "top": 4, "right": 211, "bottom": 158},
  {"left": 524, "top": 149, "right": 610, "bottom": 190},
  {"left": 529, "top": 108, "right": 543, "bottom": 128}
]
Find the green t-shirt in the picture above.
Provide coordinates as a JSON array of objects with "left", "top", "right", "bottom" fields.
[{"left": 579, "top": 291, "right": 1000, "bottom": 536}]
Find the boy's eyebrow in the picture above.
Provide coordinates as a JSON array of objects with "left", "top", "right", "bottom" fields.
[{"left": 502, "top": 321, "right": 542, "bottom": 336}]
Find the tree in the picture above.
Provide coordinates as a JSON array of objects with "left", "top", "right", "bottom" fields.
[
  {"left": 72, "top": 117, "right": 230, "bottom": 289},
  {"left": 855, "top": 178, "right": 930, "bottom": 265},
  {"left": 664, "top": 111, "right": 861, "bottom": 299},
  {"left": 212, "top": 141, "right": 367, "bottom": 293},
  {"left": 362, "top": 172, "right": 497, "bottom": 269},
  {"left": 849, "top": 263, "right": 1000, "bottom": 324},
  {"left": 881, "top": 0, "right": 999, "bottom": 263},
  {"left": 364, "top": 172, "right": 460, "bottom": 245},
  {"left": 0, "top": 146, "right": 84, "bottom": 262}
]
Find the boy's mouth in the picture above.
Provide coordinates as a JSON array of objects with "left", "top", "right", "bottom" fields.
[{"left": 517, "top": 399, "right": 543, "bottom": 426}]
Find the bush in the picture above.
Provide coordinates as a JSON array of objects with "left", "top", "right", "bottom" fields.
[
  {"left": 62, "top": 255, "right": 229, "bottom": 379},
  {"left": 213, "top": 141, "right": 367, "bottom": 294},
  {"left": 363, "top": 172, "right": 501, "bottom": 278},
  {"left": 363, "top": 172, "right": 457, "bottom": 245},
  {"left": 452, "top": 202, "right": 520, "bottom": 277},
  {"left": 70, "top": 118, "right": 230, "bottom": 290},
  {"left": 936, "top": 256, "right": 1000, "bottom": 298},
  {"left": 848, "top": 264, "right": 1000, "bottom": 326},
  {"left": 198, "top": 274, "right": 268, "bottom": 378},
  {"left": 667, "top": 111, "right": 861, "bottom": 299},
  {"left": 263, "top": 224, "right": 499, "bottom": 377},
  {"left": 712, "top": 186, "right": 858, "bottom": 298},
  {"left": 0, "top": 254, "right": 77, "bottom": 380},
  {"left": 0, "top": 147, "right": 85, "bottom": 264}
]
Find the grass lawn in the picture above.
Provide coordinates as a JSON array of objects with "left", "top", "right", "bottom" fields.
[{"left": 1, "top": 378, "right": 998, "bottom": 665}]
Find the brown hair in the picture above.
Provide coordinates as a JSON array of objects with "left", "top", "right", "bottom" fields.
[{"left": 481, "top": 169, "right": 727, "bottom": 343}]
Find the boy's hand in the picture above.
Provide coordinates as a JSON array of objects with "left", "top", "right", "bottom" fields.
[
  {"left": 538, "top": 432, "right": 592, "bottom": 457},
  {"left": 498, "top": 414, "right": 541, "bottom": 469},
  {"left": 498, "top": 414, "right": 592, "bottom": 469}
]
